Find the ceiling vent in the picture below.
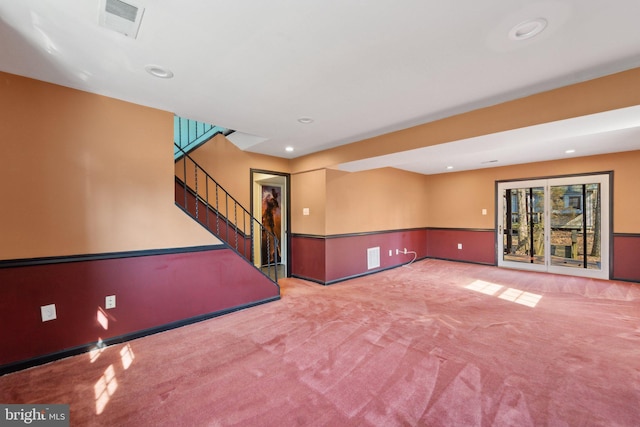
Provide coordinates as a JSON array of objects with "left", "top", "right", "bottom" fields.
[{"left": 99, "top": 0, "right": 145, "bottom": 39}]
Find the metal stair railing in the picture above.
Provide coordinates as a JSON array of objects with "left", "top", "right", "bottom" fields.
[
  {"left": 174, "top": 116, "right": 234, "bottom": 160},
  {"left": 174, "top": 144, "right": 279, "bottom": 285}
]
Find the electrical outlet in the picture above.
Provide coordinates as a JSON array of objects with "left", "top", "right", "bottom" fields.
[
  {"left": 458, "top": 243, "right": 463, "bottom": 250},
  {"left": 41, "top": 304, "right": 57, "bottom": 322},
  {"left": 389, "top": 249, "right": 392, "bottom": 256},
  {"left": 105, "top": 295, "right": 116, "bottom": 309},
  {"left": 404, "top": 248, "right": 407, "bottom": 254},
  {"left": 396, "top": 249, "right": 399, "bottom": 255},
  {"left": 482, "top": 208, "right": 487, "bottom": 215}
]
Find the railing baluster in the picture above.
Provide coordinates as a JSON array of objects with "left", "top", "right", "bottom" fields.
[
  {"left": 224, "top": 192, "right": 229, "bottom": 243},
  {"left": 194, "top": 164, "right": 199, "bottom": 220},
  {"left": 205, "top": 177, "right": 209, "bottom": 230},
  {"left": 215, "top": 183, "right": 220, "bottom": 237},
  {"left": 178, "top": 116, "right": 182, "bottom": 151},
  {"left": 250, "top": 219, "right": 255, "bottom": 264},
  {"left": 273, "top": 236, "right": 278, "bottom": 282},
  {"left": 234, "top": 203, "right": 238, "bottom": 251},
  {"left": 183, "top": 154, "right": 187, "bottom": 209}
]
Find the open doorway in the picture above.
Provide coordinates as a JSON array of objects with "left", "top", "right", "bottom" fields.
[{"left": 251, "top": 169, "right": 290, "bottom": 279}]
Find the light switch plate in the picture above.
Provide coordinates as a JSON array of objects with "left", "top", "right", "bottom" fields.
[{"left": 41, "top": 304, "right": 57, "bottom": 322}]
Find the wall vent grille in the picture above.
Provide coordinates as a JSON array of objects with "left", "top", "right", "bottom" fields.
[{"left": 367, "top": 247, "right": 381, "bottom": 270}]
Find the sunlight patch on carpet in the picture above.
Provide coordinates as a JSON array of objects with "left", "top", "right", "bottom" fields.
[
  {"left": 465, "top": 280, "right": 542, "bottom": 308},
  {"left": 95, "top": 364, "right": 118, "bottom": 415},
  {"left": 466, "top": 280, "right": 504, "bottom": 296},
  {"left": 498, "top": 288, "right": 542, "bottom": 308},
  {"left": 120, "top": 344, "right": 135, "bottom": 370}
]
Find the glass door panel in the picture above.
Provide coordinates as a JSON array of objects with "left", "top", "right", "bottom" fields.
[
  {"left": 498, "top": 180, "right": 547, "bottom": 273},
  {"left": 549, "top": 183, "right": 602, "bottom": 270},
  {"left": 497, "top": 175, "right": 609, "bottom": 280},
  {"left": 502, "top": 187, "right": 545, "bottom": 265}
]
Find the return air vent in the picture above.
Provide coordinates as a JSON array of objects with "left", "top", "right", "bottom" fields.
[
  {"left": 367, "top": 247, "right": 381, "bottom": 270},
  {"left": 98, "top": 0, "right": 145, "bottom": 39}
]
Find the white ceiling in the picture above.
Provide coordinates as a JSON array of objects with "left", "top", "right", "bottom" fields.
[{"left": 1, "top": 0, "right": 640, "bottom": 174}]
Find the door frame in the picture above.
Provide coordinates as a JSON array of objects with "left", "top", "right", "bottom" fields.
[
  {"left": 250, "top": 169, "right": 291, "bottom": 278},
  {"left": 496, "top": 172, "right": 613, "bottom": 280}
]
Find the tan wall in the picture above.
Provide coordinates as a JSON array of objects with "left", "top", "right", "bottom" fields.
[
  {"left": 0, "top": 72, "right": 218, "bottom": 260},
  {"left": 186, "top": 134, "right": 290, "bottom": 207},
  {"left": 290, "top": 167, "right": 429, "bottom": 236},
  {"left": 291, "top": 169, "right": 327, "bottom": 235},
  {"left": 286, "top": 67, "right": 640, "bottom": 237},
  {"left": 426, "top": 151, "right": 640, "bottom": 233},
  {"left": 325, "top": 167, "right": 430, "bottom": 235},
  {"left": 291, "top": 67, "right": 640, "bottom": 173},
  {"left": 8, "top": 69, "right": 633, "bottom": 259},
  {"left": 186, "top": 138, "right": 432, "bottom": 237}
]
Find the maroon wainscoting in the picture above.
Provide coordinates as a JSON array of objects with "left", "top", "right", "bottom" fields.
[
  {"left": 426, "top": 228, "right": 496, "bottom": 265},
  {"left": 291, "top": 229, "right": 637, "bottom": 284},
  {"left": 0, "top": 248, "right": 279, "bottom": 369},
  {"left": 290, "top": 235, "right": 326, "bottom": 283},
  {"left": 613, "top": 234, "right": 640, "bottom": 282},
  {"left": 175, "top": 179, "right": 252, "bottom": 259},
  {"left": 291, "top": 229, "right": 428, "bottom": 284},
  {"left": 325, "top": 230, "right": 428, "bottom": 283}
]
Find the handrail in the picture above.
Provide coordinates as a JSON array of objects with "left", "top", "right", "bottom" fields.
[{"left": 174, "top": 144, "right": 279, "bottom": 285}]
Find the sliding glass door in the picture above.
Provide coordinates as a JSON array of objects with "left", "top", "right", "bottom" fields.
[{"left": 497, "top": 174, "right": 609, "bottom": 279}]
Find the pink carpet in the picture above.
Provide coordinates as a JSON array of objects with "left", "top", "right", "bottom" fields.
[{"left": 1, "top": 259, "right": 639, "bottom": 426}]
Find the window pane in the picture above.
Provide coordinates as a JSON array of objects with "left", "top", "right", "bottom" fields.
[
  {"left": 503, "top": 187, "right": 544, "bottom": 265},
  {"left": 550, "top": 185, "right": 583, "bottom": 269}
]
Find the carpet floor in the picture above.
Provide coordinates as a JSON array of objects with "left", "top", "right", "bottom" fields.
[{"left": 1, "top": 259, "right": 639, "bottom": 426}]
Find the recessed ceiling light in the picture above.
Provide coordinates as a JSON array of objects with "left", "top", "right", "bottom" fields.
[
  {"left": 297, "top": 117, "right": 314, "bottom": 124},
  {"left": 285, "top": 146, "right": 294, "bottom": 152},
  {"left": 565, "top": 149, "right": 576, "bottom": 154},
  {"left": 508, "top": 18, "right": 548, "bottom": 41},
  {"left": 446, "top": 166, "right": 454, "bottom": 170},
  {"left": 145, "top": 64, "right": 174, "bottom": 79}
]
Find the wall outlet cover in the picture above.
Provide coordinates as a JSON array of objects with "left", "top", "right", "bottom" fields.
[
  {"left": 105, "top": 295, "right": 116, "bottom": 309},
  {"left": 41, "top": 304, "right": 57, "bottom": 322}
]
